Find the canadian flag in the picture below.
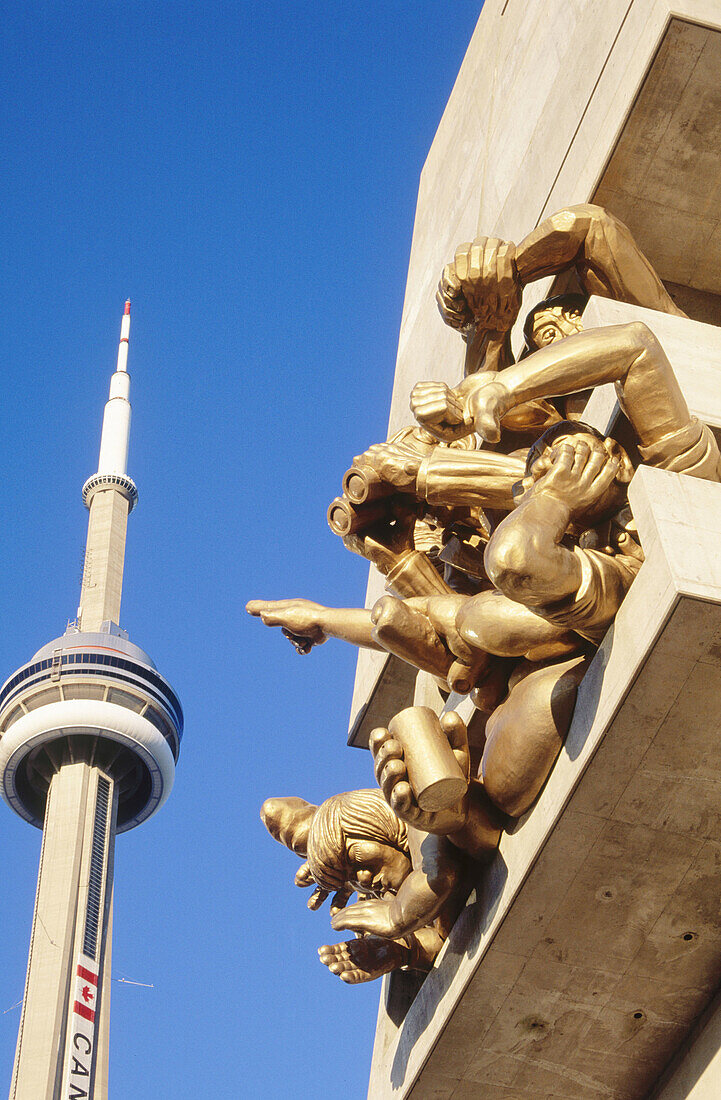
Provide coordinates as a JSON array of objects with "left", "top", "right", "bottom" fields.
[
  {"left": 61, "top": 951, "right": 100, "bottom": 1095},
  {"left": 72, "top": 957, "right": 98, "bottom": 1024}
]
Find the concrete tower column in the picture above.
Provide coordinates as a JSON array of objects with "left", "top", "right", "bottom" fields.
[
  {"left": 2, "top": 301, "right": 182, "bottom": 1097},
  {"left": 79, "top": 490, "right": 131, "bottom": 632},
  {"left": 10, "top": 763, "right": 117, "bottom": 1100}
]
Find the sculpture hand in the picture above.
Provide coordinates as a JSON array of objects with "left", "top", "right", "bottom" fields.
[
  {"left": 437, "top": 237, "right": 522, "bottom": 333},
  {"left": 464, "top": 374, "right": 513, "bottom": 444},
  {"left": 529, "top": 440, "right": 621, "bottom": 520},
  {"left": 294, "top": 861, "right": 354, "bottom": 913},
  {"left": 369, "top": 713, "right": 470, "bottom": 835},
  {"left": 331, "top": 897, "right": 397, "bottom": 938},
  {"left": 436, "top": 262, "right": 474, "bottom": 331},
  {"left": 245, "top": 598, "right": 328, "bottom": 654},
  {"left": 357, "top": 440, "right": 426, "bottom": 492},
  {"left": 410, "top": 381, "right": 470, "bottom": 442}
]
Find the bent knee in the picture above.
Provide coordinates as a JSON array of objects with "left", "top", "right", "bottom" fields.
[
  {"left": 484, "top": 531, "right": 532, "bottom": 599},
  {"left": 482, "top": 757, "right": 549, "bottom": 818},
  {"left": 371, "top": 595, "right": 403, "bottom": 633}
]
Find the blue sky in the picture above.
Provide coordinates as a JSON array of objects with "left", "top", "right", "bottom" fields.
[{"left": 0, "top": 4, "right": 482, "bottom": 1096}]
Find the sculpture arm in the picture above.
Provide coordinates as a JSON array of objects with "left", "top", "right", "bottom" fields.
[
  {"left": 246, "top": 599, "right": 382, "bottom": 651},
  {"left": 466, "top": 322, "right": 692, "bottom": 449},
  {"left": 356, "top": 433, "right": 527, "bottom": 509},
  {"left": 514, "top": 204, "right": 686, "bottom": 316},
  {"left": 330, "top": 870, "right": 453, "bottom": 939},
  {"left": 331, "top": 835, "right": 462, "bottom": 938},
  {"left": 485, "top": 492, "right": 581, "bottom": 608},
  {"left": 314, "top": 607, "right": 382, "bottom": 649},
  {"left": 416, "top": 448, "right": 526, "bottom": 510},
  {"left": 484, "top": 440, "right": 624, "bottom": 609}
]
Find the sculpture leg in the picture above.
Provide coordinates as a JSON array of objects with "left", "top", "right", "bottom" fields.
[
  {"left": 456, "top": 588, "right": 580, "bottom": 661},
  {"left": 481, "top": 654, "right": 589, "bottom": 817},
  {"left": 371, "top": 595, "right": 453, "bottom": 679}
]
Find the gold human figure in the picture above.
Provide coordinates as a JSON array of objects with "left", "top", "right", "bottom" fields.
[
  {"left": 260, "top": 785, "right": 484, "bottom": 983},
  {"left": 251, "top": 206, "right": 715, "bottom": 850}
]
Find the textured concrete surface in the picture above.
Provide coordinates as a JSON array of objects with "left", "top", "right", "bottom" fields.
[
  {"left": 348, "top": 652, "right": 417, "bottom": 749},
  {"left": 386, "top": 1, "right": 721, "bottom": 436},
  {"left": 594, "top": 20, "right": 721, "bottom": 299},
  {"left": 79, "top": 488, "right": 130, "bottom": 632}
]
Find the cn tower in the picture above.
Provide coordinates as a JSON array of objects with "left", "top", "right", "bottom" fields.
[{"left": 0, "top": 303, "right": 183, "bottom": 1098}]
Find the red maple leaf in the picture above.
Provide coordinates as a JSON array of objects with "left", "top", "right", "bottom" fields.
[{"left": 81, "top": 985, "right": 94, "bottom": 1003}]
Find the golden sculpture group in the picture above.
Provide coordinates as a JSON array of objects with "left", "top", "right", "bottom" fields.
[{"left": 249, "top": 205, "right": 721, "bottom": 986}]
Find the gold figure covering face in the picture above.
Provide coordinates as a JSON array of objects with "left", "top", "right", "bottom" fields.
[
  {"left": 249, "top": 205, "right": 721, "bottom": 985},
  {"left": 260, "top": 788, "right": 477, "bottom": 984}
]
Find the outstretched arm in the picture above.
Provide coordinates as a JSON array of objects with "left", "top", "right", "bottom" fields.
[
  {"left": 437, "top": 205, "right": 685, "bottom": 337},
  {"left": 418, "top": 322, "right": 692, "bottom": 451},
  {"left": 246, "top": 598, "right": 381, "bottom": 652},
  {"left": 358, "top": 437, "right": 527, "bottom": 510}
]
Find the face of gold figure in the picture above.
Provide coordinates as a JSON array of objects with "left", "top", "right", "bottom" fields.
[
  {"left": 345, "top": 840, "right": 411, "bottom": 896},
  {"left": 530, "top": 305, "right": 584, "bottom": 348}
]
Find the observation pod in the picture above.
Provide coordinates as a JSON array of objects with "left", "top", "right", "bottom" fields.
[{"left": 0, "top": 627, "right": 183, "bottom": 833}]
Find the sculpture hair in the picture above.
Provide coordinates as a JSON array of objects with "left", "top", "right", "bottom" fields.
[{"left": 306, "top": 788, "right": 409, "bottom": 893}]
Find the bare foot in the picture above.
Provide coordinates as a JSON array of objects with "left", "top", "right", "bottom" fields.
[{"left": 318, "top": 936, "right": 408, "bottom": 984}]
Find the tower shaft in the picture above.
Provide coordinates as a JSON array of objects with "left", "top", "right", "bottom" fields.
[
  {"left": 1, "top": 301, "right": 181, "bottom": 1097},
  {"left": 10, "top": 763, "right": 117, "bottom": 1100},
  {"left": 78, "top": 490, "right": 130, "bottom": 632}
]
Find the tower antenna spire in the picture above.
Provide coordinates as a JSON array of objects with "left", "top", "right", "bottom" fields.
[{"left": 78, "top": 301, "right": 138, "bottom": 632}]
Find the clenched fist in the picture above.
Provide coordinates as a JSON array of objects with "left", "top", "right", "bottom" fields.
[
  {"left": 437, "top": 237, "right": 522, "bottom": 334},
  {"left": 409, "top": 381, "right": 469, "bottom": 442}
]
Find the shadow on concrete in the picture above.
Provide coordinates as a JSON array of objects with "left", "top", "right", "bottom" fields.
[
  {"left": 564, "top": 626, "right": 611, "bottom": 763},
  {"left": 389, "top": 855, "right": 509, "bottom": 1089}
]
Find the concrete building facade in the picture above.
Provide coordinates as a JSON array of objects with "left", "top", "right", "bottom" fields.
[{"left": 352, "top": 4, "right": 721, "bottom": 1096}]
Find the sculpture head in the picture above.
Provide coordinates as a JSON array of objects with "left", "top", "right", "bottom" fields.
[
  {"left": 522, "top": 294, "right": 586, "bottom": 354},
  {"left": 525, "top": 420, "right": 634, "bottom": 525},
  {"left": 307, "top": 788, "right": 411, "bottom": 897},
  {"left": 263, "top": 788, "right": 411, "bottom": 898}
]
